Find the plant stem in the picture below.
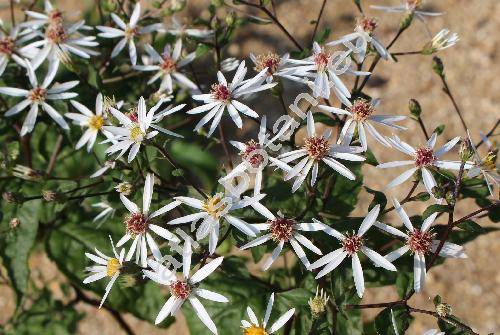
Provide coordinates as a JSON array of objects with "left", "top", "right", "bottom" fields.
[
  {"left": 46, "top": 134, "right": 63, "bottom": 174},
  {"left": 438, "top": 72, "right": 468, "bottom": 132},
  {"left": 311, "top": 0, "right": 328, "bottom": 44}
]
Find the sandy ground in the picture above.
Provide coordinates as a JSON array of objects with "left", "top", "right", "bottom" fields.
[{"left": 1, "top": 0, "right": 499, "bottom": 334}]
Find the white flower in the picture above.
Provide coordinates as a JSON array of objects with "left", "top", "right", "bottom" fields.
[
  {"left": 219, "top": 116, "right": 288, "bottom": 196},
  {"left": 377, "top": 133, "right": 473, "bottom": 200},
  {"left": 134, "top": 39, "right": 198, "bottom": 93},
  {"left": 0, "top": 26, "right": 38, "bottom": 76},
  {"left": 83, "top": 235, "right": 125, "bottom": 308},
  {"left": 249, "top": 52, "right": 298, "bottom": 83},
  {"left": 116, "top": 173, "right": 181, "bottom": 267},
  {"left": 220, "top": 57, "right": 240, "bottom": 72},
  {"left": 423, "top": 29, "right": 459, "bottom": 54},
  {"left": 168, "top": 192, "right": 268, "bottom": 254},
  {"left": 277, "top": 111, "right": 365, "bottom": 193},
  {"left": 423, "top": 330, "right": 445, "bottom": 335},
  {"left": 371, "top": 0, "right": 443, "bottom": 22},
  {"left": 240, "top": 209, "right": 325, "bottom": 270},
  {"left": 241, "top": 293, "right": 295, "bottom": 334},
  {"left": 103, "top": 96, "right": 183, "bottom": 162},
  {"left": 187, "top": 60, "right": 276, "bottom": 136},
  {"left": 22, "top": 0, "right": 99, "bottom": 69},
  {"left": 92, "top": 202, "right": 115, "bottom": 224},
  {"left": 285, "top": 42, "right": 351, "bottom": 102},
  {"left": 166, "top": 16, "right": 214, "bottom": 40},
  {"left": 327, "top": 16, "right": 390, "bottom": 62},
  {"left": 97, "top": 2, "right": 162, "bottom": 65},
  {"left": 90, "top": 160, "right": 116, "bottom": 178},
  {"left": 0, "top": 60, "right": 77, "bottom": 135},
  {"left": 319, "top": 98, "right": 406, "bottom": 151},
  {"left": 466, "top": 131, "right": 499, "bottom": 196},
  {"left": 309, "top": 205, "right": 397, "bottom": 297},
  {"left": 143, "top": 254, "right": 227, "bottom": 333},
  {"left": 66, "top": 93, "right": 115, "bottom": 152},
  {"left": 375, "top": 198, "right": 467, "bottom": 293}
]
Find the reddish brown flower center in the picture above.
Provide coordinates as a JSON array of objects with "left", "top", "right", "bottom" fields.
[
  {"left": 160, "top": 56, "right": 177, "bottom": 73},
  {"left": 125, "top": 213, "right": 149, "bottom": 236},
  {"left": 0, "top": 37, "right": 15, "bottom": 55},
  {"left": 406, "top": 229, "right": 434, "bottom": 254},
  {"left": 350, "top": 99, "right": 374, "bottom": 121},
  {"left": 45, "top": 23, "right": 67, "bottom": 43},
  {"left": 241, "top": 140, "right": 265, "bottom": 168},
  {"left": 342, "top": 234, "right": 363, "bottom": 255},
  {"left": 357, "top": 16, "right": 378, "bottom": 34},
  {"left": 170, "top": 280, "right": 192, "bottom": 299},
  {"left": 48, "top": 10, "right": 63, "bottom": 24},
  {"left": 304, "top": 136, "right": 329, "bottom": 160},
  {"left": 28, "top": 87, "right": 47, "bottom": 102},
  {"left": 254, "top": 52, "right": 281, "bottom": 75},
  {"left": 210, "top": 83, "right": 231, "bottom": 102},
  {"left": 314, "top": 51, "right": 330, "bottom": 71},
  {"left": 269, "top": 217, "right": 296, "bottom": 242},
  {"left": 415, "top": 147, "right": 436, "bottom": 167}
]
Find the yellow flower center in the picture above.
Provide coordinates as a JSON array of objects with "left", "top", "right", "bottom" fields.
[
  {"left": 106, "top": 258, "right": 121, "bottom": 277},
  {"left": 202, "top": 193, "right": 230, "bottom": 218},
  {"left": 88, "top": 115, "right": 104, "bottom": 130},
  {"left": 243, "top": 325, "right": 267, "bottom": 335},
  {"left": 482, "top": 152, "right": 497, "bottom": 171},
  {"left": 129, "top": 123, "right": 144, "bottom": 142}
]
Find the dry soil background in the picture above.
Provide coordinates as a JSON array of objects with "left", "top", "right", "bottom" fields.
[{"left": 0, "top": 0, "right": 498, "bottom": 334}]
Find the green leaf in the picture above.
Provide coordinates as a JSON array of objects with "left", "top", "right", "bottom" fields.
[
  {"left": 0, "top": 200, "right": 41, "bottom": 304},
  {"left": 433, "top": 124, "right": 445, "bottom": 135},
  {"left": 433, "top": 294, "right": 442, "bottom": 306},
  {"left": 365, "top": 187, "right": 387, "bottom": 211},
  {"left": 169, "top": 141, "right": 218, "bottom": 187},
  {"left": 422, "top": 204, "right": 450, "bottom": 220},
  {"left": 457, "top": 220, "right": 484, "bottom": 233},
  {"left": 374, "top": 306, "right": 413, "bottom": 335},
  {"left": 396, "top": 271, "right": 413, "bottom": 299}
]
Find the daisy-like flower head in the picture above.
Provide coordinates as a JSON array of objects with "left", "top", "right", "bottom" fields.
[
  {"left": 327, "top": 16, "right": 390, "bottom": 63},
  {"left": 168, "top": 192, "right": 268, "bottom": 254},
  {"left": 0, "top": 26, "right": 38, "bottom": 76},
  {"left": 187, "top": 60, "right": 276, "bottom": 136},
  {"left": 97, "top": 2, "right": 162, "bottom": 65},
  {"left": 0, "top": 60, "right": 78, "bottom": 136},
  {"left": 310, "top": 205, "right": 397, "bottom": 297},
  {"left": 466, "top": 131, "right": 499, "bottom": 196},
  {"left": 249, "top": 52, "right": 297, "bottom": 83},
  {"left": 371, "top": 0, "right": 443, "bottom": 22},
  {"left": 422, "top": 29, "right": 459, "bottom": 54},
  {"left": 104, "top": 96, "right": 183, "bottom": 162},
  {"left": 134, "top": 39, "right": 199, "bottom": 93},
  {"left": 66, "top": 93, "right": 116, "bottom": 152},
  {"left": 143, "top": 253, "right": 227, "bottom": 333},
  {"left": 83, "top": 235, "right": 125, "bottom": 307},
  {"left": 277, "top": 111, "right": 365, "bottom": 193},
  {"left": 115, "top": 174, "right": 181, "bottom": 267},
  {"left": 241, "top": 293, "right": 295, "bottom": 335},
  {"left": 319, "top": 98, "right": 406, "bottom": 151},
  {"left": 284, "top": 42, "right": 352, "bottom": 102},
  {"left": 167, "top": 16, "right": 214, "bottom": 41},
  {"left": 22, "top": 0, "right": 99, "bottom": 69},
  {"left": 377, "top": 133, "right": 473, "bottom": 201},
  {"left": 220, "top": 116, "right": 289, "bottom": 196},
  {"left": 374, "top": 198, "right": 467, "bottom": 293},
  {"left": 240, "top": 207, "right": 326, "bottom": 270}
]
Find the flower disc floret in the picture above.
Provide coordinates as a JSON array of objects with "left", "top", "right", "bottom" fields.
[
  {"left": 129, "top": 123, "right": 145, "bottom": 142},
  {"left": 210, "top": 83, "right": 231, "bottom": 102},
  {"left": 170, "top": 280, "right": 192, "bottom": 300},
  {"left": 350, "top": 99, "right": 375, "bottom": 121},
  {"left": 357, "top": 16, "right": 378, "bottom": 34},
  {"left": 160, "top": 56, "right": 177, "bottom": 73},
  {"left": 415, "top": 146, "right": 436, "bottom": 167},
  {"left": 269, "top": 217, "right": 295, "bottom": 242},
  {"left": 313, "top": 51, "right": 330, "bottom": 72},
  {"left": 28, "top": 87, "right": 47, "bottom": 103},
  {"left": 106, "top": 258, "right": 121, "bottom": 277},
  {"left": 88, "top": 115, "right": 104, "bottom": 130},
  {"left": 241, "top": 140, "right": 265, "bottom": 168},
  {"left": 0, "top": 37, "right": 14, "bottom": 56},
  {"left": 203, "top": 193, "right": 230, "bottom": 218},
  {"left": 46, "top": 23, "right": 68, "bottom": 43},
  {"left": 125, "top": 212, "right": 149, "bottom": 236},
  {"left": 254, "top": 52, "right": 281, "bottom": 75},
  {"left": 304, "top": 136, "right": 329, "bottom": 160},
  {"left": 243, "top": 325, "right": 268, "bottom": 335},
  {"left": 342, "top": 233, "right": 363, "bottom": 255},
  {"left": 406, "top": 229, "right": 434, "bottom": 254}
]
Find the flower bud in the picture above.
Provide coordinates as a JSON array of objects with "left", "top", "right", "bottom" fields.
[
  {"left": 42, "top": 190, "right": 63, "bottom": 202},
  {"left": 118, "top": 274, "right": 138, "bottom": 288},
  {"left": 399, "top": 12, "right": 413, "bottom": 30},
  {"left": 408, "top": 99, "right": 422, "bottom": 119},
  {"left": 13, "top": 165, "right": 43, "bottom": 181},
  {"left": 115, "top": 182, "right": 133, "bottom": 196},
  {"left": 436, "top": 302, "right": 452, "bottom": 318},
  {"left": 445, "top": 191, "right": 455, "bottom": 206},
  {"left": 308, "top": 286, "right": 329, "bottom": 319},
  {"left": 459, "top": 138, "right": 473, "bottom": 162},
  {"left": 9, "top": 218, "right": 20, "bottom": 229},
  {"left": 432, "top": 56, "right": 444, "bottom": 77},
  {"left": 3, "top": 192, "right": 24, "bottom": 204},
  {"left": 225, "top": 11, "right": 236, "bottom": 27}
]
